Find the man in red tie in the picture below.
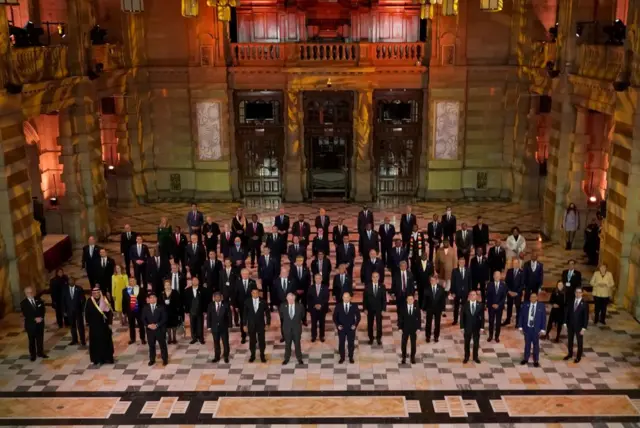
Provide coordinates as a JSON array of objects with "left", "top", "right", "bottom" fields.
[
  {"left": 220, "top": 224, "right": 233, "bottom": 259},
  {"left": 170, "top": 226, "right": 186, "bottom": 266},
  {"left": 246, "top": 214, "right": 264, "bottom": 268},
  {"left": 393, "top": 261, "right": 415, "bottom": 308}
]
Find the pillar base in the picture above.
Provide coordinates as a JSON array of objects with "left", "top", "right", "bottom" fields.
[
  {"left": 352, "top": 163, "right": 373, "bottom": 203},
  {"left": 283, "top": 159, "right": 304, "bottom": 202}
]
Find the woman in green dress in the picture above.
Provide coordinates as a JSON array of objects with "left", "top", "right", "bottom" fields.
[{"left": 157, "top": 216, "right": 173, "bottom": 259}]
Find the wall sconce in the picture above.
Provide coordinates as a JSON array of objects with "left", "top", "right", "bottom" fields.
[
  {"left": 182, "top": 0, "right": 199, "bottom": 18},
  {"left": 121, "top": 0, "right": 144, "bottom": 13},
  {"left": 207, "top": 0, "right": 237, "bottom": 22}
]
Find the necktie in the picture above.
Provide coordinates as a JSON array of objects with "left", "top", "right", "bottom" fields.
[
  {"left": 463, "top": 231, "right": 466, "bottom": 240},
  {"left": 341, "top": 274, "right": 345, "bottom": 284},
  {"left": 152, "top": 304, "right": 155, "bottom": 313},
  {"left": 385, "top": 224, "right": 388, "bottom": 232},
  {"left": 70, "top": 287, "right": 74, "bottom": 298},
  {"left": 344, "top": 244, "right": 348, "bottom": 253},
  {"left": 397, "top": 248, "right": 400, "bottom": 255},
  {"left": 289, "top": 304, "right": 294, "bottom": 319},
  {"left": 244, "top": 280, "right": 248, "bottom": 291},
  {"left": 528, "top": 304, "right": 534, "bottom": 327},
  {"left": 316, "top": 284, "right": 320, "bottom": 295},
  {"left": 176, "top": 234, "right": 180, "bottom": 243},
  {"left": 210, "top": 260, "right": 213, "bottom": 268},
  {"left": 254, "top": 223, "right": 257, "bottom": 231},
  {"left": 299, "top": 223, "right": 303, "bottom": 236},
  {"left": 226, "top": 269, "right": 230, "bottom": 277},
  {"left": 137, "top": 245, "right": 141, "bottom": 256},
  {"left": 193, "top": 244, "right": 196, "bottom": 252},
  {"left": 461, "top": 268, "right": 465, "bottom": 278},
  {"left": 433, "top": 286, "right": 436, "bottom": 296},
  {"left": 295, "top": 245, "right": 299, "bottom": 251},
  {"left": 30, "top": 298, "right": 35, "bottom": 307},
  {"left": 402, "top": 272, "right": 406, "bottom": 291},
  {"left": 471, "top": 302, "right": 475, "bottom": 314},
  {"left": 282, "top": 279, "right": 287, "bottom": 292},
  {"left": 216, "top": 303, "right": 220, "bottom": 314},
  {"left": 568, "top": 270, "right": 573, "bottom": 280},
  {"left": 374, "top": 284, "right": 378, "bottom": 295},
  {"left": 173, "top": 274, "right": 178, "bottom": 290},
  {"left": 319, "top": 261, "right": 322, "bottom": 271},
  {"left": 265, "top": 256, "right": 269, "bottom": 265},
  {"left": 368, "top": 231, "right": 371, "bottom": 239},
  {"left": 574, "top": 300, "right": 579, "bottom": 310},
  {"left": 102, "top": 258, "right": 106, "bottom": 268},
  {"left": 514, "top": 269, "right": 518, "bottom": 276},
  {"left": 156, "top": 257, "right": 160, "bottom": 266},
  {"left": 89, "top": 246, "right": 93, "bottom": 257},
  {"left": 273, "top": 233, "right": 277, "bottom": 240},
  {"left": 298, "top": 267, "right": 302, "bottom": 278},
  {"left": 321, "top": 216, "right": 325, "bottom": 224},
  {"left": 280, "top": 215, "right": 283, "bottom": 222},
  {"left": 226, "top": 232, "right": 230, "bottom": 239},
  {"left": 254, "top": 299, "right": 258, "bottom": 312},
  {"left": 409, "top": 305, "right": 412, "bottom": 315},
  {"left": 345, "top": 303, "right": 349, "bottom": 313}
]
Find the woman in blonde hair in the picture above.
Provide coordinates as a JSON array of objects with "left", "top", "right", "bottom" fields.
[
  {"left": 157, "top": 216, "right": 173, "bottom": 258},
  {"left": 111, "top": 264, "right": 129, "bottom": 324},
  {"left": 590, "top": 263, "right": 615, "bottom": 325}
]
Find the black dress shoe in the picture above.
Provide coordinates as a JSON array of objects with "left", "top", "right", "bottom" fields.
[
  {"left": 311, "top": 338, "right": 317, "bottom": 343},
  {"left": 260, "top": 357, "right": 267, "bottom": 363},
  {"left": 249, "top": 356, "right": 255, "bottom": 363},
  {"left": 162, "top": 360, "right": 168, "bottom": 366},
  {"left": 224, "top": 358, "right": 229, "bottom": 363},
  {"left": 520, "top": 360, "right": 528, "bottom": 365},
  {"left": 495, "top": 338, "right": 500, "bottom": 343},
  {"left": 554, "top": 338, "right": 560, "bottom": 343},
  {"left": 39, "top": 354, "right": 49, "bottom": 359},
  {"left": 574, "top": 357, "right": 581, "bottom": 363},
  {"left": 410, "top": 357, "right": 416, "bottom": 364},
  {"left": 338, "top": 358, "right": 345, "bottom": 364},
  {"left": 487, "top": 337, "right": 493, "bottom": 342},
  {"left": 212, "top": 358, "right": 220, "bottom": 363},
  {"left": 69, "top": 341, "right": 78, "bottom": 346},
  {"left": 30, "top": 356, "right": 36, "bottom": 362},
  {"left": 141, "top": 341, "right": 146, "bottom": 345},
  {"left": 199, "top": 340, "right": 205, "bottom": 345},
  {"left": 190, "top": 339, "right": 197, "bottom": 344},
  {"left": 128, "top": 340, "right": 135, "bottom": 345},
  {"left": 282, "top": 359, "right": 289, "bottom": 365},
  {"left": 148, "top": 361, "right": 155, "bottom": 366},
  {"left": 473, "top": 358, "right": 481, "bottom": 364},
  {"left": 563, "top": 355, "right": 572, "bottom": 361},
  {"left": 377, "top": 339, "right": 382, "bottom": 345},
  {"left": 368, "top": 339, "right": 373, "bottom": 345},
  {"left": 501, "top": 321, "right": 510, "bottom": 327},
  {"left": 297, "top": 359, "right": 304, "bottom": 365},
  {"left": 401, "top": 359, "right": 406, "bottom": 364},
  {"left": 320, "top": 337, "right": 325, "bottom": 342},
  {"left": 279, "top": 337, "right": 284, "bottom": 343},
  {"left": 434, "top": 338, "right": 439, "bottom": 343},
  {"left": 426, "top": 337, "right": 431, "bottom": 343},
  {"left": 533, "top": 362, "right": 539, "bottom": 368},
  {"left": 451, "top": 322, "right": 458, "bottom": 326},
  {"left": 349, "top": 357, "right": 354, "bottom": 364},
  {"left": 241, "top": 338, "right": 246, "bottom": 345},
  {"left": 462, "top": 358, "right": 469, "bottom": 364}
]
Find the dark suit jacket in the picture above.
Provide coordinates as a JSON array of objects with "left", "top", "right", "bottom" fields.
[
  {"left": 307, "top": 283, "right": 330, "bottom": 313},
  {"left": 61, "top": 285, "right": 86, "bottom": 316},
  {"left": 273, "top": 277, "right": 295, "bottom": 303},
  {"left": 229, "top": 245, "right": 247, "bottom": 269},
  {"left": 357, "top": 210, "right": 374, "bottom": 234},
  {"left": 523, "top": 261, "right": 544, "bottom": 292},
  {"left": 519, "top": 302, "right": 546, "bottom": 332},
  {"left": 185, "top": 243, "right": 206, "bottom": 272},
  {"left": 311, "top": 236, "right": 330, "bottom": 257},
  {"left": 314, "top": 215, "right": 331, "bottom": 236},
  {"left": 332, "top": 273, "right": 353, "bottom": 300},
  {"left": 426, "top": 221, "right": 443, "bottom": 244},
  {"left": 21, "top": 296, "right": 46, "bottom": 332},
  {"left": 388, "top": 246, "right": 409, "bottom": 270},
  {"left": 291, "top": 221, "right": 311, "bottom": 244},
  {"left": 487, "top": 246, "right": 507, "bottom": 274},
  {"left": 280, "top": 302, "right": 305, "bottom": 337},
  {"left": 287, "top": 244, "right": 307, "bottom": 266},
  {"left": 170, "top": 233, "right": 188, "bottom": 263},
  {"left": 455, "top": 230, "right": 473, "bottom": 254},
  {"left": 359, "top": 230, "right": 380, "bottom": 255},
  {"left": 336, "top": 243, "right": 356, "bottom": 268},
  {"left": 441, "top": 214, "right": 456, "bottom": 237},
  {"left": 486, "top": 281, "right": 507, "bottom": 308},
  {"left": 82, "top": 245, "right": 101, "bottom": 272},
  {"left": 129, "top": 244, "right": 150, "bottom": 268},
  {"left": 505, "top": 268, "right": 525, "bottom": 294},
  {"left": 95, "top": 257, "right": 115, "bottom": 291},
  {"left": 167, "top": 271, "right": 187, "bottom": 294},
  {"left": 392, "top": 270, "right": 416, "bottom": 299},
  {"left": 470, "top": 256, "right": 490, "bottom": 287},
  {"left": 565, "top": 298, "right": 589, "bottom": 330},
  {"left": 120, "top": 232, "right": 138, "bottom": 257},
  {"left": 461, "top": 301, "right": 484, "bottom": 332},
  {"left": 183, "top": 286, "right": 207, "bottom": 315},
  {"left": 423, "top": 285, "right": 446, "bottom": 312},
  {"left": 378, "top": 224, "right": 396, "bottom": 251},
  {"left": 450, "top": 267, "right": 472, "bottom": 298},
  {"left": 290, "top": 265, "right": 311, "bottom": 293},
  {"left": 413, "top": 259, "right": 434, "bottom": 289},
  {"left": 472, "top": 224, "right": 490, "bottom": 248},
  {"left": 549, "top": 289, "right": 567, "bottom": 312},
  {"left": 361, "top": 257, "right": 385, "bottom": 284},
  {"left": 203, "top": 259, "right": 223, "bottom": 290},
  {"left": 265, "top": 233, "right": 284, "bottom": 257},
  {"left": 141, "top": 304, "right": 167, "bottom": 332},
  {"left": 398, "top": 303, "right": 421, "bottom": 332},
  {"left": 363, "top": 283, "right": 387, "bottom": 312},
  {"left": 332, "top": 224, "right": 349, "bottom": 246},
  {"left": 218, "top": 268, "right": 236, "bottom": 300},
  {"left": 243, "top": 298, "right": 271, "bottom": 331},
  {"left": 400, "top": 214, "right": 417, "bottom": 242},
  {"left": 246, "top": 222, "right": 264, "bottom": 247},
  {"left": 220, "top": 231, "right": 234, "bottom": 258},
  {"left": 311, "top": 258, "right": 332, "bottom": 284},
  {"left": 146, "top": 256, "right": 168, "bottom": 288},
  {"left": 274, "top": 214, "right": 290, "bottom": 233},
  {"left": 186, "top": 210, "right": 204, "bottom": 230},
  {"left": 258, "top": 255, "right": 278, "bottom": 285},
  {"left": 333, "top": 302, "right": 361, "bottom": 329},
  {"left": 202, "top": 222, "right": 220, "bottom": 251},
  {"left": 561, "top": 269, "right": 582, "bottom": 290},
  {"left": 233, "top": 278, "right": 257, "bottom": 306},
  {"left": 207, "top": 301, "right": 230, "bottom": 333}
]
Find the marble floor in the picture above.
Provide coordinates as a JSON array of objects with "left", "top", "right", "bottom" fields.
[{"left": 1, "top": 201, "right": 639, "bottom": 427}]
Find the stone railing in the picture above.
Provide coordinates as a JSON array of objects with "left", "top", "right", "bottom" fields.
[
  {"left": 230, "top": 42, "right": 425, "bottom": 67},
  {"left": 575, "top": 44, "right": 624, "bottom": 80},
  {"left": 8, "top": 45, "right": 69, "bottom": 85},
  {"left": 530, "top": 41, "right": 557, "bottom": 68},
  {"left": 91, "top": 43, "right": 126, "bottom": 71}
]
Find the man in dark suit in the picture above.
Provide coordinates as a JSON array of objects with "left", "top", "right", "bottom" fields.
[
  {"left": 332, "top": 218, "right": 349, "bottom": 247},
  {"left": 472, "top": 216, "right": 490, "bottom": 253},
  {"left": 120, "top": 224, "right": 137, "bottom": 275},
  {"left": 129, "top": 235, "right": 150, "bottom": 287},
  {"left": 291, "top": 214, "right": 311, "bottom": 247},
  {"left": 450, "top": 258, "right": 471, "bottom": 325},
  {"left": 393, "top": 261, "right": 416, "bottom": 306},
  {"left": 398, "top": 294, "right": 420, "bottom": 364},
  {"left": 314, "top": 208, "right": 331, "bottom": 237},
  {"left": 219, "top": 224, "right": 234, "bottom": 260},
  {"left": 461, "top": 290, "right": 484, "bottom": 364},
  {"left": 333, "top": 292, "right": 361, "bottom": 364},
  {"left": 561, "top": 259, "right": 582, "bottom": 300},
  {"left": 203, "top": 251, "right": 222, "bottom": 293},
  {"left": 142, "top": 293, "right": 168, "bottom": 366},
  {"left": 280, "top": 292, "right": 305, "bottom": 365},
  {"left": 363, "top": 271, "right": 387, "bottom": 345},
  {"left": 243, "top": 288, "right": 271, "bottom": 363},
  {"left": 168, "top": 263, "right": 186, "bottom": 295},
  {"left": 487, "top": 239, "right": 507, "bottom": 275},
  {"left": 146, "top": 247, "right": 168, "bottom": 293},
  {"left": 426, "top": 214, "right": 443, "bottom": 261},
  {"left": 258, "top": 246, "right": 278, "bottom": 308},
  {"left": 21, "top": 287, "right": 48, "bottom": 361},
  {"left": 361, "top": 249, "right": 385, "bottom": 286},
  {"left": 290, "top": 256, "right": 311, "bottom": 312},
  {"left": 523, "top": 253, "right": 544, "bottom": 300},
  {"left": 287, "top": 236, "right": 307, "bottom": 266},
  {"left": 246, "top": 214, "right": 264, "bottom": 268},
  {"left": 423, "top": 276, "right": 446, "bottom": 343},
  {"left": 170, "top": 226, "right": 188, "bottom": 265},
  {"left": 310, "top": 251, "right": 332, "bottom": 285},
  {"left": 82, "top": 236, "right": 101, "bottom": 287},
  {"left": 307, "top": 274, "right": 330, "bottom": 342},
  {"left": 203, "top": 216, "right": 220, "bottom": 254},
  {"left": 274, "top": 208, "right": 290, "bottom": 255},
  {"left": 454, "top": 223, "right": 473, "bottom": 265},
  {"left": 400, "top": 205, "right": 417, "bottom": 248},
  {"left": 186, "top": 203, "right": 204, "bottom": 239},
  {"left": 360, "top": 223, "right": 379, "bottom": 256},
  {"left": 336, "top": 235, "right": 356, "bottom": 278},
  {"left": 274, "top": 267, "right": 294, "bottom": 342},
  {"left": 441, "top": 206, "right": 456, "bottom": 245},
  {"left": 563, "top": 287, "right": 589, "bottom": 363},
  {"left": 219, "top": 258, "right": 236, "bottom": 306},
  {"left": 470, "top": 248, "right": 490, "bottom": 302},
  {"left": 207, "top": 292, "right": 230, "bottom": 363},
  {"left": 518, "top": 292, "right": 546, "bottom": 367},
  {"left": 61, "top": 278, "right": 86, "bottom": 346},
  {"left": 408, "top": 224, "right": 426, "bottom": 264},
  {"left": 95, "top": 248, "right": 115, "bottom": 294},
  {"left": 184, "top": 277, "right": 207, "bottom": 344},
  {"left": 265, "top": 225, "right": 284, "bottom": 261},
  {"left": 388, "top": 239, "right": 408, "bottom": 273},
  {"left": 486, "top": 271, "right": 507, "bottom": 343},
  {"left": 378, "top": 217, "right": 396, "bottom": 266},
  {"left": 503, "top": 259, "right": 525, "bottom": 327},
  {"left": 234, "top": 269, "right": 257, "bottom": 342},
  {"left": 332, "top": 264, "right": 353, "bottom": 301},
  {"left": 185, "top": 234, "right": 206, "bottom": 280},
  {"left": 311, "top": 228, "right": 330, "bottom": 258},
  {"left": 357, "top": 205, "right": 374, "bottom": 237},
  {"left": 229, "top": 237, "right": 247, "bottom": 274},
  {"left": 413, "top": 252, "right": 434, "bottom": 307}
]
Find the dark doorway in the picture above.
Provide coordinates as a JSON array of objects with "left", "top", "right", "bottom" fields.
[{"left": 303, "top": 91, "right": 353, "bottom": 199}]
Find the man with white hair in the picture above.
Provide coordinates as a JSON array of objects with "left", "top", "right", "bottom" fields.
[
  {"left": 20, "top": 287, "right": 47, "bottom": 361},
  {"left": 280, "top": 292, "right": 305, "bottom": 365}
]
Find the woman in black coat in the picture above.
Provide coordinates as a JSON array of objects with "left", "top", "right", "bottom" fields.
[
  {"left": 545, "top": 281, "right": 567, "bottom": 342},
  {"left": 49, "top": 268, "right": 69, "bottom": 328},
  {"left": 161, "top": 280, "right": 182, "bottom": 344}
]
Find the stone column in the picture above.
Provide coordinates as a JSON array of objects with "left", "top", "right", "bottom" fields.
[
  {"left": 0, "top": 7, "right": 10, "bottom": 88},
  {"left": 66, "top": 0, "right": 96, "bottom": 76},
  {"left": 352, "top": 89, "right": 374, "bottom": 202},
  {"left": 0, "top": 100, "right": 46, "bottom": 313},
  {"left": 565, "top": 106, "right": 589, "bottom": 245},
  {"left": 283, "top": 89, "right": 304, "bottom": 202},
  {"left": 511, "top": 91, "right": 540, "bottom": 204},
  {"left": 58, "top": 87, "right": 111, "bottom": 246}
]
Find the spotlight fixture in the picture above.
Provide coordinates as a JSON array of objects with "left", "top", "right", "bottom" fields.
[
  {"left": 107, "top": 165, "right": 115, "bottom": 171},
  {"left": 49, "top": 196, "right": 59, "bottom": 207},
  {"left": 326, "top": 78, "right": 332, "bottom": 88},
  {"left": 90, "top": 25, "right": 108, "bottom": 45},
  {"left": 603, "top": 19, "right": 625, "bottom": 45},
  {"left": 57, "top": 23, "right": 66, "bottom": 38},
  {"left": 589, "top": 195, "right": 597, "bottom": 203}
]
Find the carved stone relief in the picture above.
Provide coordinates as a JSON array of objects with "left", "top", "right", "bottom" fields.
[
  {"left": 434, "top": 101, "right": 460, "bottom": 160},
  {"left": 196, "top": 101, "right": 222, "bottom": 161}
]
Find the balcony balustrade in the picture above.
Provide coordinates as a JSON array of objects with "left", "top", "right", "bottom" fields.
[
  {"left": 8, "top": 45, "right": 69, "bottom": 85},
  {"left": 91, "top": 44, "right": 126, "bottom": 71}
]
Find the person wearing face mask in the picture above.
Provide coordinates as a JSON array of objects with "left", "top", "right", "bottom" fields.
[
  {"left": 590, "top": 264, "right": 615, "bottom": 325},
  {"left": 562, "top": 203, "right": 580, "bottom": 250}
]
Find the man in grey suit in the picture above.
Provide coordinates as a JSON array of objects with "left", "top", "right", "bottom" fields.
[{"left": 280, "top": 292, "right": 305, "bottom": 365}]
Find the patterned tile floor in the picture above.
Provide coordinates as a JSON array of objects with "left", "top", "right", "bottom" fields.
[{"left": 1, "top": 201, "right": 639, "bottom": 426}]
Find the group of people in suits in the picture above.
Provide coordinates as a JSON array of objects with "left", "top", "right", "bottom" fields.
[{"left": 30, "top": 203, "right": 602, "bottom": 368}]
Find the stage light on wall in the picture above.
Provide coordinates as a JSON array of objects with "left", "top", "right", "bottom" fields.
[
  {"left": 442, "top": 0, "right": 458, "bottom": 16},
  {"left": 589, "top": 195, "right": 597, "bottom": 203},
  {"left": 121, "top": 0, "right": 144, "bottom": 13},
  {"left": 49, "top": 196, "right": 58, "bottom": 206},
  {"left": 207, "top": 0, "right": 237, "bottom": 22},
  {"left": 419, "top": 0, "right": 433, "bottom": 20},
  {"left": 182, "top": 0, "right": 199, "bottom": 17},
  {"left": 480, "top": 0, "right": 503, "bottom": 12}
]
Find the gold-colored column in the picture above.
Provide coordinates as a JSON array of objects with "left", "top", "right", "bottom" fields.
[
  {"left": 283, "top": 89, "right": 304, "bottom": 201},
  {"left": 66, "top": 0, "right": 96, "bottom": 76},
  {"left": 352, "top": 89, "right": 373, "bottom": 202},
  {"left": 111, "top": 96, "right": 138, "bottom": 206},
  {"left": 0, "top": 7, "right": 10, "bottom": 88},
  {"left": 0, "top": 102, "right": 46, "bottom": 315},
  {"left": 510, "top": 90, "right": 539, "bottom": 204}
]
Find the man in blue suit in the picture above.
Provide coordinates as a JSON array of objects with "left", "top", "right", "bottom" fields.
[
  {"left": 333, "top": 291, "right": 361, "bottom": 364},
  {"left": 523, "top": 253, "right": 544, "bottom": 301},
  {"left": 519, "top": 292, "right": 546, "bottom": 367},
  {"left": 486, "top": 270, "right": 507, "bottom": 343}
]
